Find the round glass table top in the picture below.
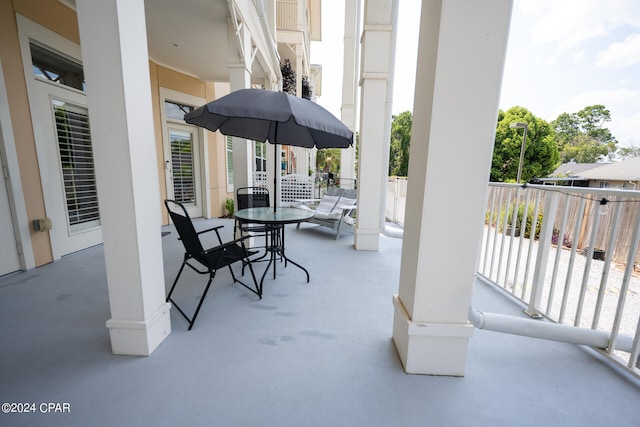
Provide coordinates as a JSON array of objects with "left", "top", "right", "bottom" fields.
[{"left": 234, "top": 207, "right": 314, "bottom": 224}]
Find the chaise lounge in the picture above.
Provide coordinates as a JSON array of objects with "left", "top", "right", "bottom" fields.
[{"left": 295, "top": 188, "right": 357, "bottom": 239}]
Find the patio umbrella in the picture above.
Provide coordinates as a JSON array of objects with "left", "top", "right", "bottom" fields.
[{"left": 184, "top": 88, "right": 353, "bottom": 210}]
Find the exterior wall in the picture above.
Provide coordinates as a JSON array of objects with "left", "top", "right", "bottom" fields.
[
  {"left": 588, "top": 179, "right": 638, "bottom": 190},
  {"left": 0, "top": 0, "right": 234, "bottom": 266},
  {"left": 13, "top": 0, "right": 80, "bottom": 43},
  {"left": 0, "top": 0, "right": 72, "bottom": 266},
  {"left": 148, "top": 63, "right": 222, "bottom": 223}
]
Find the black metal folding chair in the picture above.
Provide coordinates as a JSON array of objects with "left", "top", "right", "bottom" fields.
[
  {"left": 234, "top": 186, "right": 271, "bottom": 258},
  {"left": 165, "top": 199, "right": 261, "bottom": 330},
  {"left": 235, "top": 186, "right": 270, "bottom": 231}
]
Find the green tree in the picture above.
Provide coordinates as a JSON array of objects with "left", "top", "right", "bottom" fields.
[
  {"left": 280, "top": 59, "right": 312, "bottom": 100},
  {"left": 618, "top": 144, "right": 640, "bottom": 159},
  {"left": 316, "top": 148, "right": 341, "bottom": 174},
  {"left": 491, "top": 106, "right": 559, "bottom": 182},
  {"left": 389, "top": 111, "right": 412, "bottom": 176},
  {"left": 551, "top": 104, "right": 617, "bottom": 163}
]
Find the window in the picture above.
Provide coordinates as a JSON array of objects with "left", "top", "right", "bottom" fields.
[
  {"left": 599, "top": 181, "right": 610, "bottom": 188},
  {"left": 622, "top": 182, "right": 636, "bottom": 190},
  {"left": 170, "top": 130, "right": 195, "bottom": 204},
  {"left": 226, "top": 136, "right": 234, "bottom": 192},
  {"left": 53, "top": 99, "right": 100, "bottom": 232},
  {"left": 30, "top": 42, "right": 85, "bottom": 91},
  {"left": 164, "top": 101, "right": 194, "bottom": 121},
  {"left": 255, "top": 141, "right": 267, "bottom": 172}
]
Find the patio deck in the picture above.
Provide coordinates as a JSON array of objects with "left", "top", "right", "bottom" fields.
[{"left": 1, "top": 217, "right": 639, "bottom": 426}]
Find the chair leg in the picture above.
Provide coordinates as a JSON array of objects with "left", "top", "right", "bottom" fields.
[
  {"left": 187, "top": 272, "right": 216, "bottom": 331},
  {"left": 166, "top": 259, "right": 188, "bottom": 302},
  {"left": 166, "top": 258, "right": 216, "bottom": 330},
  {"left": 229, "top": 263, "right": 262, "bottom": 299},
  {"left": 335, "top": 220, "right": 343, "bottom": 239},
  {"left": 245, "top": 258, "right": 262, "bottom": 298}
]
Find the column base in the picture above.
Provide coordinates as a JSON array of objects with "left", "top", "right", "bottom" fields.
[
  {"left": 354, "top": 226, "right": 380, "bottom": 250},
  {"left": 106, "top": 302, "right": 171, "bottom": 356},
  {"left": 392, "top": 295, "right": 474, "bottom": 376}
]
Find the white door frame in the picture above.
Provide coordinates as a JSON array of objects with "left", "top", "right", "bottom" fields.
[
  {"left": 18, "top": 15, "right": 102, "bottom": 259},
  {"left": 160, "top": 88, "right": 209, "bottom": 218}
]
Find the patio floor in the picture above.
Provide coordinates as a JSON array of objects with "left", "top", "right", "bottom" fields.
[{"left": 1, "top": 217, "right": 639, "bottom": 426}]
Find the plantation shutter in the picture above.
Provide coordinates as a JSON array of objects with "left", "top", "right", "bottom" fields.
[
  {"left": 53, "top": 99, "right": 101, "bottom": 233},
  {"left": 170, "top": 130, "right": 195, "bottom": 204}
]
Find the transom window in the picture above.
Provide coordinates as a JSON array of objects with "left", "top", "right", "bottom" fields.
[
  {"left": 165, "top": 101, "right": 194, "bottom": 121},
  {"left": 30, "top": 42, "right": 85, "bottom": 92}
]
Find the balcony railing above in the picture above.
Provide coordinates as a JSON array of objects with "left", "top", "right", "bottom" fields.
[{"left": 276, "top": 0, "right": 298, "bottom": 31}]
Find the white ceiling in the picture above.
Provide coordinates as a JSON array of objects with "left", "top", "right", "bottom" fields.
[
  {"left": 144, "top": 0, "right": 237, "bottom": 81},
  {"left": 66, "top": 0, "right": 272, "bottom": 82}
]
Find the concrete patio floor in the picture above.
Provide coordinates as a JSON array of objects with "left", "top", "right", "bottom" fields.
[{"left": 1, "top": 217, "right": 639, "bottom": 426}]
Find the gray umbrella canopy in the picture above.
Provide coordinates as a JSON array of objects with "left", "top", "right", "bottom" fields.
[
  {"left": 185, "top": 88, "right": 353, "bottom": 210},
  {"left": 184, "top": 88, "right": 353, "bottom": 149}
]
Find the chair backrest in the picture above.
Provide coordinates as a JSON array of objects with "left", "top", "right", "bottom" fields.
[
  {"left": 165, "top": 199, "right": 206, "bottom": 262},
  {"left": 236, "top": 186, "right": 270, "bottom": 210}
]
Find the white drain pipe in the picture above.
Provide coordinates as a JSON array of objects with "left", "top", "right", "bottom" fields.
[{"left": 468, "top": 307, "right": 633, "bottom": 353}]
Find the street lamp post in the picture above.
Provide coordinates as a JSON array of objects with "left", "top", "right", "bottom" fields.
[{"left": 510, "top": 122, "right": 528, "bottom": 184}]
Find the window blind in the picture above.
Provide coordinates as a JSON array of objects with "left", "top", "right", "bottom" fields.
[{"left": 53, "top": 100, "right": 100, "bottom": 232}]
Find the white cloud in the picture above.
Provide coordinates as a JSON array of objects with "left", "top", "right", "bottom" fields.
[
  {"left": 554, "top": 88, "right": 639, "bottom": 116},
  {"left": 611, "top": 112, "right": 640, "bottom": 147},
  {"left": 553, "top": 89, "right": 640, "bottom": 146},
  {"left": 572, "top": 50, "right": 586, "bottom": 63},
  {"left": 596, "top": 33, "right": 640, "bottom": 68},
  {"left": 521, "top": 0, "right": 640, "bottom": 52}
]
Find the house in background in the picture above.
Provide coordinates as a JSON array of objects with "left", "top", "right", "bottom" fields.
[{"left": 539, "top": 158, "right": 640, "bottom": 189}]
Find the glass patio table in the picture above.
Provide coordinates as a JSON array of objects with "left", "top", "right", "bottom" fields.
[{"left": 234, "top": 207, "right": 314, "bottom": 288}]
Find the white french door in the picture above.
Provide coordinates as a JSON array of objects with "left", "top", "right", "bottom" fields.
[
  {"left": 31, "top": 82, "right": 102, "bottom": 258},
  {"left": 164, "top": 124, "right": 203, "bottom": 218}
]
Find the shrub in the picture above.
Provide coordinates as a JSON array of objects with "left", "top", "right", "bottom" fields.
[{"left": 225, "top": 198, "right": 234, "bottom": 217}]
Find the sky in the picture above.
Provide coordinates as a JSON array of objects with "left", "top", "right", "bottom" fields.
[{"left": 310, "top": 0, "right": 640, "bottom": 149}]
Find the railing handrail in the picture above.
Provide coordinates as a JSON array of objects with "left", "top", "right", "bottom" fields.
[
  {"left": 480, "top": 182, "right": 640, "bottom": 378},
  {"left": 386, "top": 178, "right": 640, "bottom": 376}
]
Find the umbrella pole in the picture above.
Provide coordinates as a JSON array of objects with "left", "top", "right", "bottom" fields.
[{"left": 273, "top": 142, "right": 278, "bottom": 213}]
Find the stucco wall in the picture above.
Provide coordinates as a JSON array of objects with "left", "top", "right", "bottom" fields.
[{"left": 1, "top": 0, "right": 232, "bottom": 266}]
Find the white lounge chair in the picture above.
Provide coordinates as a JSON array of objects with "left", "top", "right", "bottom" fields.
[{"left": 296, "top": 188, "right": 357, "bottom": 239}]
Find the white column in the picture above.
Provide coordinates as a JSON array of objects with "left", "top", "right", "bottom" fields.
[
  {"left": 392, "top": 0, "right": 513, "bottom": 375},
  {"left": 76, "top": 0, "right": 171, "bottom": 355},
  {"left": 339, "top": 0, "right": 360, "bottom": 189},
  {"left": 295, "top": 47, "right": 303, "bottom": 98},
  {"left": 293, "top": 47, "right": 305, "bottom": 176},
  {"left": 227, "top": 17, "right": 254, "bottom": 194},
  {"left": 354, "top": 0, "right": 394, "bottom": 251}
]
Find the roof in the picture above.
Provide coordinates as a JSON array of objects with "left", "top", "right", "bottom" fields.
[
  {"left": 576, "top": 157, "right": 640, "bottom": 181},
  {"left": 550, "top": 163, "right": 604, "bottom": 177},
  {"left": 548, "top": 159, "right": 640, "bottom": 181}
]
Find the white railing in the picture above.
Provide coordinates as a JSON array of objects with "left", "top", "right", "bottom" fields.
[
  {"left": 479, "top": 183, "right": 640, "bottom": 376},
  {"left": 276, "top": 0, "right": 298, "bottom": 30},
  {"left": 385, "top": 179, "right": 640, "bottom": 375},
  {"left": 386, "top": 177, "right": 407, "bottom": 224},
  {"left": 280, "top": 173, "right": 314, "bottom": 205}
]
